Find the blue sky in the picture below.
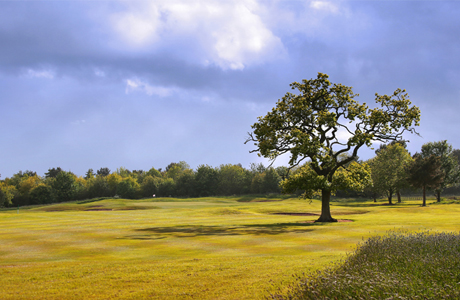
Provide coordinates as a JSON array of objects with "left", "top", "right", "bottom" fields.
[{"left": 1, "top": 0, "right": 460, "bottom": 178}]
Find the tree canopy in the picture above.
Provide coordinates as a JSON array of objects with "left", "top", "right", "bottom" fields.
[
  {"left": 420, "top": 140, "right": 460, "bottom": 202},
  {"left": 407, "top": 154, "right": 444, "bottom": 206},
  {"left": 370, "top": 143, "right": 412, "bottom": 204},
  {"left": 246, "top": 72, "right": 420, "bottom": 222}
]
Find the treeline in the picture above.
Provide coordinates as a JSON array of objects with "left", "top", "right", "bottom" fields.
[
  {"left": 355, "top": 140, "right": 460, "bottom": 206},
  {"left": 0, "top": 162, "right": 287, "bottom": 207},
  {"left": 2, "top": 140, "right": 460, "bottom": 208}
]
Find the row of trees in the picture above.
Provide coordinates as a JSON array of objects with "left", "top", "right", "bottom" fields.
[
  {"left": 0, "top": 163, "right": 285, "bottom": 207},
  {"left": 366, "top": 140, "right": 460, "bottom": 206},
  {"left": 2, "top": 139, "right": 457, "bottom": 209}
]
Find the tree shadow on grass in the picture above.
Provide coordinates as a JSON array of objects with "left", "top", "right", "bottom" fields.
[
  {"left": 126, "top": 222, "right": 322, "bottom": 239},
  {"left": 333, "top": 203, "right": 392, "bottom": 208}
]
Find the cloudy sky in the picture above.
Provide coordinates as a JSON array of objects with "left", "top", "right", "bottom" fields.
[{"left": 1, "top": 0, "right": 460, "bottom": 178}]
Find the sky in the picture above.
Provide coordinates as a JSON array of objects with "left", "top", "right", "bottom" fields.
[{"left": 1, "top": 0, "right": 460, "bottom": 178}]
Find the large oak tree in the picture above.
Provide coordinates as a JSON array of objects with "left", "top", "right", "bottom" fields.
[{"left": 246, "top": 73, "right": 420, "bottom": 222}]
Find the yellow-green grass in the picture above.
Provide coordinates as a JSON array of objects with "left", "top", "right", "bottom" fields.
[{"left": 1, "top": 197, "right": 459, "bottom": 299}]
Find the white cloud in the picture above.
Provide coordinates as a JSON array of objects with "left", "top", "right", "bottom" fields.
[
  {"left": 111, "top": 0, "right": 285, "bottom": 70},
  {"left": 125, "top": 78, "right": 175, "bottom": 97},
  {"left": 310, "top": 1, "right": 339, "bottom": 14},
  {"left": 112, "top": 6, "right": 162, "bottom": 46},
  {"left": 25, "top": 69, "right": 54, "bottom": 79}
]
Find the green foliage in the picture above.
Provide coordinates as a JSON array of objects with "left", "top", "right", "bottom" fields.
[
  {"left": 421, "top": 140, "right": 460, "bottom": 201},
  {"left": 247, "top": 72, "right": 420, "bottom": 221},
  {"left": 84, "top": 169, "right": 95, "bottom": 179},
  {"left": 176, "top": 169, "right": 197, "bottom": 197},
  {"left": 370, "top": 143, "right": 412, "bottom": 204},
  {"left": 51, "top": 171, "right": 76, "bottom": 202},
  {"left": 96, "top": 167, "right": 111, "bottom": 177},
  {"left": 141, "top": 175, "right": 161, "bottom": 197},
  {"left": 87, "top": 176, "right": 111, "bottom": 198},
  {"left": 195, "top": 165, "right": 219, "bottom": 197},
  {"left": 29, "top": 184, "right": 53, "bottom": 204},
  {"left": 146, "top": 167, "right": 162, "bottom": 178},
  {"left": 116, "top": 166, "right": 131, "bottom": 178},
  {"left": 45, "top": 167, "right": 62, "bottom": 178},
  {"left": 217, "top": 164, "right": 251, "bottom": 195},
  {"left": 407, "top": 154, "right": 444, "bottom": 206},
  {"left": 0, "top": 182, "right": 16, "bottom": 207},
  {"left": 273, "top": 231, "right": 460, "bottom": 300},
  {"left": 281, "top": 161, "right": 371, "bottom": 199},
  {"left": 116, "top": 177, "right": 140, "bottom": 199},
  {"left": 158, "top": 178, "right": 176, "bottom": 197}
]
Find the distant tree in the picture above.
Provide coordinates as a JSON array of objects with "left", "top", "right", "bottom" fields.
[
  {"left": 51, "top": 171, "right": 76, "bottom": 202},
  {"left": 15, "top": 175, "right": 42, "bottom": 205},
  {"left": 116, "top": 177, "right": 140, "bottom": 199},
  {"left": 249, "top": 162, "right": 266, "bottom": 174},
  {"left": 87, "top": 176, "right": 111, "bottom": 198},
  {"left": 116, "top": 167, "right": 131, "bottom": 178},
  {"left": 371, "top": 143, "right": 412, "bottom": 204},
  {"left": 131, "top": 170, "right": 146, "bottom": 184},
  {"left": 195, "top": 165, "right": 219, "bottom": 197},
  {"left": 363, "top": 158, "right": 382, "bottom": 202},
  {"left": 421, "top": 140, "right": 460, "bottom": 202},
  {"left": 97, "top": 167, "right": 111, "bottom": 177},
  {"left": 218, "top": 164, "right": 251, "bottom": 195},
  {"left": 29, "top": 184, "right": 53, "bottom": 204},
  {"left": 85, "top": 169, "right": 95, "bottom": 179},
  {"left": 45, "top": 167, "right": 62, "bottom": 178},
  {"left": 0, "top": 182, "right": 16, "bottom": 207},
  {"left": 165, "top": 164, "right": 183, "bottom": 181},
  {"left": 141, "top": 175, "right": 161, "bottom": 197},
  {"left": 74, "top": 176, "right": 89, "bottom": 200},
  {"left": 9, "top": 170, "right": 37, "bottom": 187},
  {"left": 262, "top": 168, "right": 282, "bottom": 193},
  {"left": 251, "top": 168, "right": 282, "bottom": 194},
  {"left": 275, "top": 166, "right": 290, "bottom": 181},
  {"left": 165, "top": 161, "right": 190, "bottom": 172},
  {"left": 246, "top": 73, "right": 420, "bottom": 222},
  {"left": 250, "top": 172, "right": 264, "bottom": 194},
  {"left": 374, "top": 140, "right": 408, "bottom": 155},
  {"left": 107, "top": 173, "right": 122, "bottom": 195},
  {"left": 158, "top": 178, "right": 176, "bottom": 197},
  {"left": 407, "top": 154, "right": 444, "bottom": 206},
  {"left": 176, "top": 169, "right": 197, "bottom": 197},
  {"left": 146, "top": 167, "right": 162, "bottom": 178}
]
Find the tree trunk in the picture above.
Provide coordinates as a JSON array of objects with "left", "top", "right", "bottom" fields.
[
  {"left": 388, "top": 189, "right": 393, "bottom": 205},
  {"left": 436, "top": 190, "right": 441, "bottom": 202},
  {"left": 316, "top": 189, "right": 337, "bottom": 222},
  {"left": 422, "top": 186, "right": 426, "bottom": 207},
  {"left": 397, "top": 191, "right": 401, "bottom": 203}
]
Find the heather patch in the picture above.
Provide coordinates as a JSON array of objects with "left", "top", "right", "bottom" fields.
[{"left": 271, "top": 231, "right": 460, "bottom": 300}]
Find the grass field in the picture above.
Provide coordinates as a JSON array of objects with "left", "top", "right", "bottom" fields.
[{"left": 1, "top": 196, "right": 459, "bottom": 299}]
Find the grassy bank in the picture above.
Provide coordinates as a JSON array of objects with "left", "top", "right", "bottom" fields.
[
  {"left": 271, "top": 230, "right": 460, "bottom": 299},
  {"left": 1, "top": 197, "right": 459, "bottom": 299}
]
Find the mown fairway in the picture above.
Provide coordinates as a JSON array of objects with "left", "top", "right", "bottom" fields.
[{"left": 1, "top": 196, "right": 459, "bottom": 299}]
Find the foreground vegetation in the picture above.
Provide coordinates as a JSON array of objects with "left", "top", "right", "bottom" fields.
[
  {"left": 272, "top": 230, "right": 460, "bottom": 299},
  {"left": 1, "top": 196, "right": 460, "bottom": 299}
]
